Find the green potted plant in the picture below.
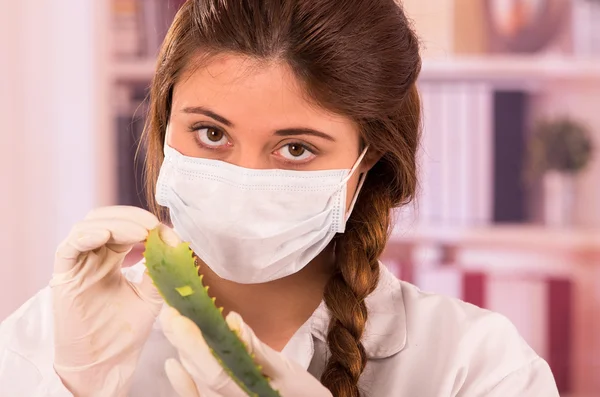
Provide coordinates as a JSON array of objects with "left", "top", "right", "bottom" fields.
[{"left": 526, "top": 116, "right": 594, "bottom": 226}]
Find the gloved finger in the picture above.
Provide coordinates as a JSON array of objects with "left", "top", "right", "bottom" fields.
[
  {"left": 127, "top": 270, "right": 164, "bottom": 316},
  {"left": 62, "top": 218, "right": 150, "bottom": 254},
  {"left": 165, "top": 358, "right": 201, "bottom": 397},
  {"left": 156, "top": 223, "right": 182, "bottom": 247},
  {"left": 84, "top": 206, "right": 160, "bottom": 253},
  {"left": 165, "top": 358, "right": 225, "bottom": 397},
  {"left": 226, "top": 311, "right": 294, "bottom": 379},
  {"left": 84, "top": 205, "right": 160, "bottom": 231},
  {"left": 55, "top": 226, "right": 111, "bottom": 258},
  {"left": 54, "top": 218, "right": 151, "bottom": 274},
  {"left": 160, "top": 307, "right": 246, "bottom": 396}
]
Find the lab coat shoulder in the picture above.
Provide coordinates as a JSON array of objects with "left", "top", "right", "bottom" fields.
[
  {"left": 0, "top": 286, "right": 72, "bottom": 396},
  {"left": 0, "top": 265, "right": 145, "bottom": 397},
  {"left": 396, "top": 279, "right": 560, "bottom": 396}
]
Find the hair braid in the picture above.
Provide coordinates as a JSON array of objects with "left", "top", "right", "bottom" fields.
[{"left": 320, "top": 181, "right": 393, "bottom": 397}]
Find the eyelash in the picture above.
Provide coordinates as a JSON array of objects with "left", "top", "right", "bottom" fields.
[{"left": 188, "top": 124, "right": 318, "bottom": 165}]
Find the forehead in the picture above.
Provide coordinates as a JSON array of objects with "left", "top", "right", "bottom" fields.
[{"left": 171, "top": 53, "right": 357, "bottom": 135}]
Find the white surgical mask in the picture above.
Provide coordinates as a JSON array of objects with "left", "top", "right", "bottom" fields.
[{"left": 155, "top": 143, "right": 368, "bottom": 284}]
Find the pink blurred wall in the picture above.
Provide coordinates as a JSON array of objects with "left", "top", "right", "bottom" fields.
[{"left": 0, "top": 1, "right": 101, "bottom": 319}]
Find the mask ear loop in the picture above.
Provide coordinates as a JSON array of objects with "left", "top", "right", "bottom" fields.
[
  {"left": 345, "top": 170, "right": 368, "bottom": 220},
  {"left": 340, "top": 145, "right": 370, "bottom": 186},
  {"left": 341, "top": 145, "right": 370, "bottom": 220}
]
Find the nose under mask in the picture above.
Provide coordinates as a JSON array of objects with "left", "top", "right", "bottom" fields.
[{"left": 155, "top": 143, "right": 368, "bottom": 284}]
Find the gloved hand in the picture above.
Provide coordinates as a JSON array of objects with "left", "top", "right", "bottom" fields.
[
  {"left": 159, "top": 306, "right": 333, "bottom": 397},
  {"left": 50, "top": 205, "right": 180, "bottom": 397}
]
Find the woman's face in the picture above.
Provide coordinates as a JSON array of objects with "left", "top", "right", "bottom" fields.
[{"left": 167, "top": 53, "right": 370, "bottom": 210}]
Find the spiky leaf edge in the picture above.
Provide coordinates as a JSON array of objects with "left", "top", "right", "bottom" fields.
[{"left": 142, "top": 227, "right": 281, "bottom": 397}]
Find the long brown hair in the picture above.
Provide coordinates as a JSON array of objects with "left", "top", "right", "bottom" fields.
[{"left": 142, "top": 1, "right": 421, "bottom": 395}]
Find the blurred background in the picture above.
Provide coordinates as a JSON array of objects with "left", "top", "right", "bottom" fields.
[{"left": 0, "top": 0, "right": 598, "bottom": 396}]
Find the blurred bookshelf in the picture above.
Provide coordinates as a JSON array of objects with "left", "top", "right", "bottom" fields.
[
  {"left": 102, "top": 0, "right": 185, "bottom": 210},
  {"left": 102, "top": 0, "right": 600, "bottom": 227},
  {"left": 111, "top": 0, "right": 182, "bottom": 61},
  {"left": 100, "top": 4, "right": 600, "bottom": 394}
]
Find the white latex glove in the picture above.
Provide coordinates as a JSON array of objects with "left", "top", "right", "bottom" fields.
[
  {"left": 50, "top": 205, "right": 180, "bottom": 397},
  {"left": 159, "top": 306, "right": 333, "bottom": 397}
]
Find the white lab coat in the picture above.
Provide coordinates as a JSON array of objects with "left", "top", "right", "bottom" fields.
[{"left": 0, "top": 261, "right": 560, "bottom": 396}]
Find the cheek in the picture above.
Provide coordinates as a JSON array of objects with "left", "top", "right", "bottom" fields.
[{"left": 166, "top": 123, "right": 200, "bottom": 157}]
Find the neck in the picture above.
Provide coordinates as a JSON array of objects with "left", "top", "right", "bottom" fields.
[{"left": 198, "top": 244, "right": 335, "bottom": 352}]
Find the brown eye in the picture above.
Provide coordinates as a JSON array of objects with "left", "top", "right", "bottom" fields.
[
  {"left": 287, "top": 144, "right": 305, "bottom": 157},
  {"left": 196, "top": 127, "right": 229, "bottom": 148},
  {"left": 206, "top": 128, "right": 223, "bottom": 142},
  {"left": 275, "top": 143, "right": 315, "bottom": 163}
]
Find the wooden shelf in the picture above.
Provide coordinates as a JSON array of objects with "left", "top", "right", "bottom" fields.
[
  {"left": 389, "top": 224, "right": 600, "bottom": 252},
  {"left": 111, "top": 58, "right": 156, "bottom": 82},
  {"left": 419, "top": 55, "right": 600, "bottom": 83}
]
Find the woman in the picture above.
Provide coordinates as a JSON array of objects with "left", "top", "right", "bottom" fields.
[{"left": 0, "top": 0, "right": 559, "bottom": 396}]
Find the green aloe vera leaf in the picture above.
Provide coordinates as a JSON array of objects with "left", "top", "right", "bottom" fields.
[{"left": 143, "top": 227, "right": 281, "bottom": 397}]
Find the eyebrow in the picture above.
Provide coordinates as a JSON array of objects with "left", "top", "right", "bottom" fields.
[
  {"left": 181, "top": 106, "right": 234, "bottom": 127},
  {"left": 181, "top": 106, "right": 335, "bottom": 141},
  {"left": 274, "top": 128, "right": 335, "bottom": 142}
]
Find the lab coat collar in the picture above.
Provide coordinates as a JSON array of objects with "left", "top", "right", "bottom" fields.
[
  {"left": 131, "top": 260, "right": 407, "bottom": 360},
  {"left": 308, "top": 263, "right": 407, "bottom": 359}
]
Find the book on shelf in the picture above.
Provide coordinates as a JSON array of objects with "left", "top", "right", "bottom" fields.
[
  {"left": 112, "top": 0, "right": 186, "bottom": 61},
  {"left": 114, "top": 83, "right": 151, "bottom": 210},
  {"left": 572, "top": 0, "right": 600, "bottom": 56}
]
